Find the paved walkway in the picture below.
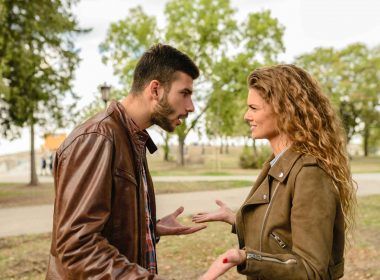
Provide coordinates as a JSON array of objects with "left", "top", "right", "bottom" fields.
[
  {"left": 0, "top": 174, "right": 259, "bottom": 183},
  {"left": 0, "top": 173, "right": 379, "bottom": 237}
]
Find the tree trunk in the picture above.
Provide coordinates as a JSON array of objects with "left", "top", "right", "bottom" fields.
[
  {"left": 178, "top": 136, "right": 185, "bottom": 166},
  {"left": 252, "top": 139, "right": 257, "bottom": 156},
  {"left": 363, "top": 124, "right": 369, "bottom": 157},
  {"left": 225, "top": 137, "right": 229, "bottom": 154},
  {"left": 163, "top": 132, "right": 170, "bottom": 161},
  {"left": 29, "top": 120, "right": 39, "bottom": 186},
  {"left": 219, "top": 138, "right": 224, "bottom": 154}
]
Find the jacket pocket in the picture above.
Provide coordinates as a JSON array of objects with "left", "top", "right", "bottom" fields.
[
  {"left": 247, "top": 252, "right": 297, "bottom": 264},
  {"left": 114, "top": 168, "right": 137, "bottom": 185},
  {"left": 269, "top": 231, "right": 288, "bottom": 249}
]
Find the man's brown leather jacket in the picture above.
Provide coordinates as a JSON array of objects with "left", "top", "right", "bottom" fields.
[{"left": 46, "top": 101, "right": 160, "bottom": 279}]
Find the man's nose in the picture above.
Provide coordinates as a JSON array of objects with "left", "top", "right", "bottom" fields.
[{"left": 187, "top": 98, "right": 195, "bottom": 113}]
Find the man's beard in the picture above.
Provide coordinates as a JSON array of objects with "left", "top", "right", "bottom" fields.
[{"left": 151, "top": 94, "right": 177, "bottom": 132}]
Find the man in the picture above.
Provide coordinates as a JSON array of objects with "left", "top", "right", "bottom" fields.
[{"left": 46, "top": 44, "right": 206, "bottom": 279}]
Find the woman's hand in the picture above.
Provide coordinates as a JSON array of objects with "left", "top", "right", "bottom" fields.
[
  {"left": 192, "top": 200, "right": 236, "bottom": 225},
  {"left": 199, "top": 248, "right": 246, "bottom": 280}
]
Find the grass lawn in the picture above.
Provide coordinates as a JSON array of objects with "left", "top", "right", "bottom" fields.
[
  {"left": 350, "top": 156, "right": 380, "bottom": 174},
  {"left": 0, "top": 183, "right": 53, "bottom": 208},
  {"left": 0, "top": 195, "right": 379, "bottom": 279},
  {"left": 0, "top": 180, "right": 252, "bottom": 208}
]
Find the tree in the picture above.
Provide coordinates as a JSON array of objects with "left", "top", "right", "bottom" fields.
[
  {"left": 296, "top": 43, "right": 380, "bottom": 155},
  {"left": 295, "top": 48, "right": 355, "bottom": 139},
  {"left": 99, "top": 6, "right": 160, "bottom": 88},
  {"left": 295, "top": 43, "right": 380, "bottom": 156},
  {"left": 165, "top": 0, "right": 238, "bottom": 165},
  {"left": 99, "top": 0, "right": 285, "bottom": 165},
  {"left": 343, "top": 44, "right": 380, "bottom": 156},
  {"left": 206, "top": 10, "right": 285, "bottom": 148},
  {"left": 0, "top": 0, "right": 87, "bottom": 185}
]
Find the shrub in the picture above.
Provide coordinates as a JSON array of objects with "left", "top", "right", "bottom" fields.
[{"left": 239, "top": 145, "right": 272, "bottom": 169}]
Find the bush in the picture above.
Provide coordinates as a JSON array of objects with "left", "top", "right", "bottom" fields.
[{"left": 239, "top": 145, "right": 272, "bottom": 169}]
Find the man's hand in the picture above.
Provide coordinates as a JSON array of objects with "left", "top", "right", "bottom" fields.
[
  {"left": 199, "top": 248, "right": 246, "bottom": 280},
  {"left": 157, "top": 206, "right": 207, "bottom": 236},
  {"left": 192, "top": 200, "right": 236, "bottom": 225}
]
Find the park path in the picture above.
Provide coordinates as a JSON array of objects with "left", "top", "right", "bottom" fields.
[{"left": 0, "top": 173, "right": 380, "bottom": 237}]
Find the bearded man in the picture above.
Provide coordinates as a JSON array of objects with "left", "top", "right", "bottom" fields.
[{"left": 46, "top": 44, "right": 205, "bottom": 279}]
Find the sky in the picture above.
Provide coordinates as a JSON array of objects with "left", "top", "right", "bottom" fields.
[{"left": 0, "top": 0, "right": 379, "bottom": 155}]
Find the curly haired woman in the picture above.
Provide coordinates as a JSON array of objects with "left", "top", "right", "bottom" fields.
[{"left": 193, "top": 64, "right": 357, "bottom": 280}]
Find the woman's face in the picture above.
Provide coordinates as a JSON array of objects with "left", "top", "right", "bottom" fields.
[{"left": 244, "top": 88, "right": 279, "bottom": 141}]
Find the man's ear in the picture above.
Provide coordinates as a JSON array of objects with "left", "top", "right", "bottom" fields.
[{"left": 148, "top": 80, "right": 162, "bottom": 101}]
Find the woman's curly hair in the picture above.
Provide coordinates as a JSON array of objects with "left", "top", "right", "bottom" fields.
[{"left": 247, "top": 64, "right": 357, "bottom": 237}]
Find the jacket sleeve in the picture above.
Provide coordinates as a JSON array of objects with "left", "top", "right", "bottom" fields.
[
  {"left": 53, "top": 133, "right": 161, "bottom": 279},
  {"left": 238, "top": 165, "right": 338, "bottom": 280}
]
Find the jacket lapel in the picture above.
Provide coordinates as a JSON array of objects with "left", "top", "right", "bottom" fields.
[{"left": 242, "top": 161, "right": 272, "bottom": 206}]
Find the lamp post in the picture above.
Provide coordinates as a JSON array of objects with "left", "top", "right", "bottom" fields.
[{"left": 99, "top": 82, "right": 111, "bottom": 109}]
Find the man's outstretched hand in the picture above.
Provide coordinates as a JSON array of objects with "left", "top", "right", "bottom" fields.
[{"left": 157, "top": 206, "right": 207, "bottom": 236}]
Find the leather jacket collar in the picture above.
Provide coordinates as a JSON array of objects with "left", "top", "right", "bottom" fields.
[{"left": 109, "top": 100, "right": 157, "bottom": 154}]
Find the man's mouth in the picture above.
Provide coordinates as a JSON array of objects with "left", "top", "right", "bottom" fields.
[{"left": 176, "top": 114, "right": 188, "bottom": 125}]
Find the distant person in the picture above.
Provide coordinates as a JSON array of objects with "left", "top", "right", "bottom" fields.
[
  {"left": 46, "top": 44, "right": 206, "bottom": 279},
  {"left": 40, "top": 156, "right": 47, "bottom": 176},
  {"left": 194, "top": 64, "right": 357, "bottom": 279},
  {"left": 48, "top": 153, "right": 53, "bottom": 175}
]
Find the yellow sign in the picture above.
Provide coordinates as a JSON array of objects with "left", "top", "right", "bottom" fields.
[{"left": 44, "top": 134, "right": 66, "bottom": 151}]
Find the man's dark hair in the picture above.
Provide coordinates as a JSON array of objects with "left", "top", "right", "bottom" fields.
[{"left": 131, "top": 44, "right": 199, "bottom": 93}]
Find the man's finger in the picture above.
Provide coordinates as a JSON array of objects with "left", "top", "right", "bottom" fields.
[
  {"left": 160, "top": 225, "right": 190, "bottom": 235},
  {"left": 179, "top": 224, "right": 207, "bottom": 234},
  {"left": 173, "top": 206, "right": 184, "bottom": 217},
  {"left": 172, "top": 226, "right": 192, "bottom": 234}
]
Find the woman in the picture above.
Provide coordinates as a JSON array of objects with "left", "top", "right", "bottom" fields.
[{"left": 193, "top": 64, "right": 356, "bottom": 280}]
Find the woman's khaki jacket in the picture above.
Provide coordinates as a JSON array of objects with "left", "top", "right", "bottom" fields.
[{"left": 234, "top": 149, "right": 345, "bottom": 280}]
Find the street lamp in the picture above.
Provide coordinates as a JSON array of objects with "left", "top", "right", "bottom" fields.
[{"left": 99, "top": 82, "right": 111, "bottom": 109}]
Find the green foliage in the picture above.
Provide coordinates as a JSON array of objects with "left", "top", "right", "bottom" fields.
[
  {"left": 98, "top": 1, "right": 285, "bottom": 165},
  {"left": 99, "top": 6, "right": 159, "bottom": 87},
  {"left": 239, "top": 144, "right": 272, "bottom": 169},
  {"left": 0, "top": 0, "right": 88, "bottom": 137},
  {"left": 0, "top": 0, "right": 88, "bottom": 184},
  {"left": 295, "top": 43, "right": 380, "bottom": 155},
  {"left": 76, "top": 88, "right": 126, "bottom": 124},
  {"left": 205, "top": 9, "right": 285, "bottom": 139},
  {"left": 164, "top": 0, "right": 237, "bottom": 78}
]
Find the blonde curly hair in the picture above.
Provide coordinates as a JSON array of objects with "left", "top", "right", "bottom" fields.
[{"left": 247, "top": 64, "right": 357, "bottom": 236}]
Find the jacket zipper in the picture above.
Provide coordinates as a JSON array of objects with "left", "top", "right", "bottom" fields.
[
  {"left": 270, "top": 232, "right": 287, "bottom": 249},
  {"left": 259, "top": 181, "right": 281, "bottom": 251},
  {"left": 247, "top": 252, "right": 297, "bottom": 264}
]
